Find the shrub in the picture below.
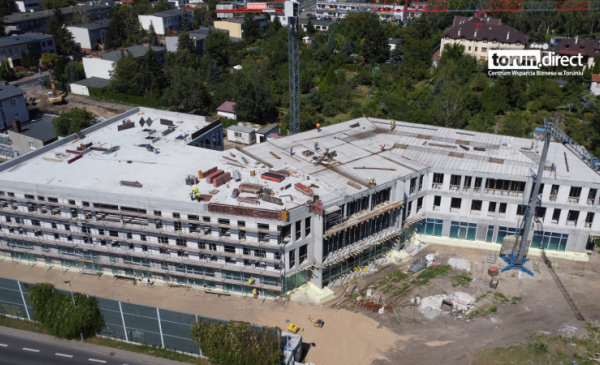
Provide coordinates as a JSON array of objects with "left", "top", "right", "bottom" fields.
[
  {"left": 27, "top": 283, "right": 103, "bottom": 339},
  {"left": 190, "top": 320, "right": 281, "bottom": 365}
]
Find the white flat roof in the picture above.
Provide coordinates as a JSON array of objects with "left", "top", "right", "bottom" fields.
[
  {"left": 1, "top": 112, "right": 598, "bottom": 212},
  {"left": 0, "top": 108, "right": 329, "bottom": 209}
]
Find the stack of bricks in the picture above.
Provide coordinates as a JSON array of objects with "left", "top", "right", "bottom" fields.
[
  {"left": 206, "top": 170, "right": 224, "bottom": 184},
  {"left": 213, "top": 172, "right": 232, "bottom": 187}
]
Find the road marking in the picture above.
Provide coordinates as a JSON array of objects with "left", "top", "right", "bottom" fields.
[
  {"left": 0, "top": 344, "right": 7, "bottom": 347},
  {"left": 56, "top": 353, "right": 73, "bottom": 358},
  {"left": 88, "top": 359, "right": 107, "bottom": 363},
  {"left": 23, "top": 348, "right": 40, "bottom": 352}
]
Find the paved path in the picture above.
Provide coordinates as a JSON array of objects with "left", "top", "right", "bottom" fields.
[{"left": 0, "top": 326, "right": 193, "bottom": 365}]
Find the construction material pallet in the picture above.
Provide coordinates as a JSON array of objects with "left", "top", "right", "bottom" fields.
[
  {"left": 295, "top": 183, "right": 314, "bottom": 196},
  {"left": 206, "top": 170, "right": 224, "bottom": 184},
  {"left": 214, "top": 173, "right": 232, "bottom": 187},
  {"left": 237, "top": 196, "right": 260, "bottom": 204},
  {"left": 239, "top": 183, "right": 263, "bottom": 193},
  {"left": 261, "top": 172, "right": 285, "bottom": 183},
  {"left": 208, "top": 203, "right": 283, "bottom": 221}
]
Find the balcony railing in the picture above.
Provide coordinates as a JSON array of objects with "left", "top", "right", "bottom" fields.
[
  {"left": 449, "top": 184, "right": 460, "bottom": 192},
  {"left": 567, "top": 196, "right": 580, "bottom": 204},
  {"left": 432, "top": 183, "right": 442, "bottom": 190},
  {"left": 549, "top": 194, "right": 557, "bottom": 202},
  {"left": 588, "top": 198, "right": 595, "bottom": 206}
]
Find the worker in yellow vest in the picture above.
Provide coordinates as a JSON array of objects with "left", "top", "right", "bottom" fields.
[
  {"left": 253, "top": 288, "right": 258, "bottom": 298},
  {"left": 248, "top": 276, "right": 254, "bottom": 285},
  {"left": 190, "top": 187, "right": 199, "bottom": 201},
  {"left": 390, "top": 119, "right": 396, "bottom": 131}
]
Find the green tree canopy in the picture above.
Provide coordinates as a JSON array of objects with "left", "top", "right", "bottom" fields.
[
  {"left": 48, "top": 9, "right": 77, "bottom": 55},
  {"left": 52, "top": 108, "right": 96, "bottom": 136},
  {"left": 204, "top": 30, "right": 231, "bottom": 67},
  {"left": 163, "top": 66, "right": 209, "bottom": 112},
  {"left": 231, "top": 68, "right": 276, "bottom": 122},
  {"left": 180, "top": 10, "right": 192, "bottom": 32},
  {"left": 148, "top": 23, "right": 160, "bottom": 46},
  {"left": 177, "top": 31, "right": 195, "bottom": 53},
  {"left": 110, "top": 52, "right": 143, "bottom": 96}
]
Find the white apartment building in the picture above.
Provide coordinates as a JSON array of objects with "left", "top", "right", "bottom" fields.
[
  {"left": 440, "top": 16, "right": 528, "bottom": 62},
  {"left": 15, "top": 0, "right": 43, "bottom": 13},
  {"left": 81, "top": 44, "right": 166, "bottom": 80},
  {"left": 138, "top": 9, "right": 193, "bottom": 36},
  {"left": 0, "top": 112, "right": 597, "bottom": 298}
]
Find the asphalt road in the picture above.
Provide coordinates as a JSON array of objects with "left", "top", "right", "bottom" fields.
[
  {"left": 9, "top": 72, "right": 48, "bottom": 91},
  {"left": 0, "top": 332, "right": 158, "bottom": 365}
]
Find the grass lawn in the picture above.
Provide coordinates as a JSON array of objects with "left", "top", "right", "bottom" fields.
[{"left": 0, "top": 315, "right": 208, "bottom": 365}]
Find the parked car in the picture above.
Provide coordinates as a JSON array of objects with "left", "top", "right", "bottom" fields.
[
  {"left": 306, "top": 13, "right": 312, "bottom": 16},
  {"left": 336, "top": 17, "right": 342, "bottom": 21},
  {"left": 309, "top": 15, "right": 317, "bottom": 19}
]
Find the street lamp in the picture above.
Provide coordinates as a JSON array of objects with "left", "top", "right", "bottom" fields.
[{"left": 64, "top": 280, "right": 84, "bottom": 341}]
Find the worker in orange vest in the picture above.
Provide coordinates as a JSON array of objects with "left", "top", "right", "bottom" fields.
[
  {"left": 380, "top": 143, "right": 385, "bottom": 151},
  {"left": 316, "top": 123, "right": 321, "bottom": 132}
]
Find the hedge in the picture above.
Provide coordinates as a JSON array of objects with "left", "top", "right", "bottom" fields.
[
  {"left": 190, "top": 320, "right": 281, "bottom": 365},
  {"left": 88, "top": 86, "right": 163, "bottom": 108},
  {"left": 27, "top": 283, "right": 103, "bottom": 339}
]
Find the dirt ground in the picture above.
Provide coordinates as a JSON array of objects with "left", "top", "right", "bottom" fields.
[
  {"left": 1, "top": 244, "right": 598, "bottom": 365},
  {"left": 27, "top": 90, "right": 133, "bottom": 119},
  {"left": 356, "top": 245, "right": 600, "bottom": 365}
]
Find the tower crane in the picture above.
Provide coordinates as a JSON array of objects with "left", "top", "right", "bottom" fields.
[{"left": 215, "top": 0, "right": 300, "bottom": 135}]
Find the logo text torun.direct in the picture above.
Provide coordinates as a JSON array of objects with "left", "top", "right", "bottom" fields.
[{"left": 487, "top": 50, "right": 584, "bottom": 70}]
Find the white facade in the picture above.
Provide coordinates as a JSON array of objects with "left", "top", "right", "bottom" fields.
[
  {"left": 138, "top": 10, "right": 193, "bottom": 36},
  {"left": 15, "top": 0, "right": 42, "bottom": 12},
  {"left": 67, "top": 25, "right": 108, "bottom": 52},
  {"left": 70, "top": 82, "right": 90, "bottom": 96},
  {"left": 591, "top": 77, "right": 600, "bottom": 96},
  {"left": 226, "top": 126, "right": 255, "bottom": 145},
  {"left": 440, "top": 36, "right": 526, "bottom": 62},
  {"left": 82, "top": 57, "right": 115, "bottom": 80}
]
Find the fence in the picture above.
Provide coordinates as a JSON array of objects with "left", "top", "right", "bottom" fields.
[{"left": 0, "top": 276, "right": 232, "bottom": 356}]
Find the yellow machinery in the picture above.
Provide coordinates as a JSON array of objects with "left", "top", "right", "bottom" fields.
[
  {"left": 47, "top": 79, "right": 62, "bottom": 104},
  {"left": 308, "top": 317, "right": 324, "bottom": 328},
  {"left": 287, "top": 323, "right": 300, "bottom": 333}
]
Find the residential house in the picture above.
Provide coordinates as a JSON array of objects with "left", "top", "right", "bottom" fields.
[
  {"left": 389, "top": 38, "right": 402, "bottom": 51},
  {"left": 591, "top": 74, "right": 600, "bottom": 96},
  {"left": 70, "top": 77, "right": 111, "bottom": 96},
  {"left": 216, "top": 101, "right": 236, "bottom": 120},
  {"left": 7, "top": 115, "right": 57, "bottom": 157},
  {"left": 82, "top": 44, "right": 166, "bottom": 80},
  {"left": 550, "top": 37, "right": 600, "bottom": 69},
  {"left": 298, "top": 19, "right": 335, "bottom": 32},
  {"left": 214, "top": 16, "right": 266, "bottom": 39},
  {"left": 138, "top": 9, "right": 193, "bottom": 36},
  {"left": 302, "top": 36, "right": 314, "bottom": 45},
  {"left": 226, "top": 125, "right": 255, "bottom": 145},
  {"left": 14, "top": 0, "right": 42, "bottom": 13},
  {"left": 67, "top": 21, "right": 109, "bottom": 53},
  {"left": 0, "top": 33, "right": 55, "bottom": 67},
  {"left": 440, "top": 16, "right": 528, "bottom": 62},
  {"left": 3, "top": 4, "right": 112, "bottom": 34},
  {"left": 165, "top": 29, "right": 207, "bottom": 52},
  {"left": 0, "top": 85, "right": 29, "bottom": 130}
]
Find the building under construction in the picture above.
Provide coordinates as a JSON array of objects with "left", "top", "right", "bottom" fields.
[{"left": 0, "top": 109, "right": 598, "bottom": 297}]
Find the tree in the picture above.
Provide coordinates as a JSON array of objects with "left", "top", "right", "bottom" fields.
[
  {"left": 48, "top": 9, "right": 77, "bottom": 55},
  {"left": 306, "top": 19, "right": 316, "bottom": 36},
  {"left": 163, "top": 66, "right": 209, "bottom": 112},
  {"left": 177, "top": 31, "right": 195, "bottom": 53},
  {"left": 65, "top": 62, "right": 85, "bottom": 83},
  {"left": 470, "top": 72, "right": 488, "bottom": 91},
  {"left": 0, "top": 20, "right": 5, "bottom": 37},
  {"left": 232, "top": 68, "right": 275, "bottom": 122},
  {"left": 481, "top": 84, "right": 508, "bottom": 114},
  {"left": 499, "top": 111, "right": 530, "bottom": 137},
  {"left": 204, "top": 30, "right": 231, "bottom": 67},
  {"left": 28, "top": 283, "right": 103, "bottom": 339},
  {"left": 207, "top": 61, "right": 221, "bottom": 85},
  {"left": 0, "top": 61, "right": 15, "bottom": 81},
  {"left": 103, "top": 32, "right": 114, "bottom": 51},
  {"left": 593, "top": 59, "right": 600, "bottom": 75},
  {"left": 41, "top": 0, "right": 75, "bottom": 9},
  {"left": 0, "top": 0, "right": 16, "bottom": 16},
  {"left": 110, "top": 53, "right": 143, "bottom": 96},
  {"left": 140, "top": 47, "right": 163, "bottom": 98},
  {"left": 41, "top": 53, "right": 58, "bottom": 65},
  {"left": 430, "top": 83, "right": 465, "bottom": 128},
  {"left": 242, "top": 13, "right": 259, "bottom": 43},
  {"left": 52, "top": 108, "right": 96, "bottom": 136},
  {"left": 341, "top": 40, "right": 354, "bottom": 56},
  {"left": 108, "top": 12, "right": 125, "bottom": 48},
  {"left": 361, "top": 25, "right": 389, "bottom": 64},
  {"left": 148, "top": 23, "right": 160, "bottom": 47},
  {"left": 180, "top": 10, "right": 192, "bottom": 32},
  {"left": 390, "top": 47, "right": 403, "bottom": 65}
]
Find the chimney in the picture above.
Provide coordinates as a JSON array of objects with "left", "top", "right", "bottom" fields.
[
  {"left": 474, "top": 29, "right": 477, "bottom": 37},
  {"left": 506, "top": 31, "right": 510, "bottom": 40},
  {"left": 575, "top": 36, "right": 578, "bottom": 43},
  {"left": 458, "top": 28, "right": 461, "bottom": 36},
  {"left": 12, "top": 120, "right": 21, "bottom": 133}
]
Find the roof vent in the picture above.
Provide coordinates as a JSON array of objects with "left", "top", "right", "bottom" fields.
[
  {"left": 458, "top": 27, "right": 461, "bottom": 36},
  {"left": 474, "top": 29, "right": 477, "bottom": 37},
  {"left": 506, "top": 31, "right": 510, "bottom": 40}
]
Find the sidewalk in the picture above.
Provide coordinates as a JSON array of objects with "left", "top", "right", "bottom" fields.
[
  {"left": 0, "top": 325, "right": 191, "bottom": 365},
  {"left": 0, "top": 259, "right": 398, "bottom": 365}
]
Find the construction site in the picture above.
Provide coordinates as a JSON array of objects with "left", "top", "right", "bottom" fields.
[{"left": 0, "top": 107, "right": 600, "bottom": 363}]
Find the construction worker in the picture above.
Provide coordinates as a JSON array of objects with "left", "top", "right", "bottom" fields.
[
  {"left": 248, "top": 276, "right": 254, "bottom": 285},
  {"left": 290, "top": 144, "right": 294, "bottom": 156},
  {"left": 373, "top": 178, "right": 376, "bottom": 185},
  {"left": 531, "top": 140, "right": 535, "bottom": 150},
  {"left": 253, "top": 288, "right": 258, "bottom": 298},
  {"left": 380, "top": 143, "right": 385, "bottom": 151},
  {"left": 190, "top": 187, "right": 199, "bottom": 201},
  {"left": 390, "top": 119, "right": 396, "bottom": 131},
  {"left": 315, "top": 140, "right": 319, "bottom": 151},
  {"left": 316, "top": 123, "right": 321, "bottom": 132}
]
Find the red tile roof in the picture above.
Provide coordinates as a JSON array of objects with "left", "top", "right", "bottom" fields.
[
  {"left": 217, "top": 101, "right": 236, "bottom": 113},
  {"left": 592, "top": 74, "right": 600, "bottom": 82}
]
